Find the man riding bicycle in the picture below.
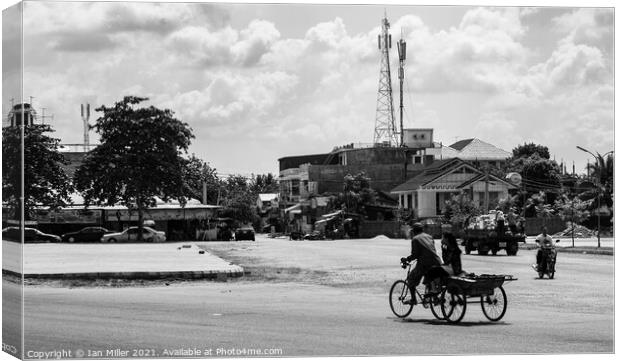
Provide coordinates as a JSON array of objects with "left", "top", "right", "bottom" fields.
[{"left": 401, "top": 223, "right": 442, "bottom": 304}]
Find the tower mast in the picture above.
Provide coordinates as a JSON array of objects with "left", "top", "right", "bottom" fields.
[
  {"left": 397, "top": 36, "right": 406, "bottom": 147},
  {"left": 373, "top": 14, "right": 398, "bottom": 146}
]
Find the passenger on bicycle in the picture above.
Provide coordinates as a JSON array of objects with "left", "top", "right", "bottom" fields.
[
  {"left": 534, "top": 227, "right": 554, "bottom": 270},
  {"left": 440, "top": 225, "right": 463, "bottom": 276},
  {"left": 401, "top": 223, "right": 442, "bottom": 304}
]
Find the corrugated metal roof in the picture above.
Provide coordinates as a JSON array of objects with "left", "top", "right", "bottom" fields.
[
  {"left": 391, "top": 158, "right": 467, "bottom": 192},
  {"left": 452, "top": 138, "right": 511, "bottom": 160}
]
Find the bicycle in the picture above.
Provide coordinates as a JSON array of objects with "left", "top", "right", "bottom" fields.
[{"left": 388, "top": 259, "right": 445, "bottom": 320}]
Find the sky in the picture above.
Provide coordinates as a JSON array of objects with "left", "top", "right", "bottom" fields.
[{"left": 1, "top": 0, "right": 615, "bottom": 177}]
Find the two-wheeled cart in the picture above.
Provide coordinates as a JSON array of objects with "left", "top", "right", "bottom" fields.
[
  {"left": 389, "top": 261, "right": 517, "bottom": 324},
  {"left": 440, "top": 274, "right": 517, "bottom": 323}
]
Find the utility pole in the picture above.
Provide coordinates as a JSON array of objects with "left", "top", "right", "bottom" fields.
[{"left": 484, "top": 170, "right": 490, "bottom": 213}]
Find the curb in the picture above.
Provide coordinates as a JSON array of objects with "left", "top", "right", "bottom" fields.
[
  {"left": 520, "top": 244, "right": 613, "bottom": 256},
  {"left": 2, "top": 268, "right": 245, "bottom": 280}
]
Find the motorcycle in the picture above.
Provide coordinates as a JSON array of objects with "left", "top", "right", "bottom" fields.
[{"left": 533, "top": 239, "right": 560, "bottom": 279}]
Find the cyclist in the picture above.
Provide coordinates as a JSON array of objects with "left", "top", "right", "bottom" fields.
[{"left": 401, "top": 223, "right": 442, "bottom": 304}]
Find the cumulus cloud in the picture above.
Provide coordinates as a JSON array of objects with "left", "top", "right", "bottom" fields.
[
  {"left": 404, "top": 7, "right": 529, "bottom": 93},
  {"left": 553, "top": 8, "right": 613, "bottom": 44},
  {"left": 232, "top": 20, "right": 281, "bottom": 66},
  {"left": 15, "top": 3, "right": 614, "bottom": 174}
]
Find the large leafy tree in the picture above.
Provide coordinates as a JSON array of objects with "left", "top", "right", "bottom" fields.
[
  {"left": 507, "top": 150, "right": 562, "bottom": 211},
  {"left": 443, "top": 194, "right": 481, "bottom": 229},
  {"left": 183, "top": 154, "right": 221, "bottom": 205},
  {"left": 2, "top": 124, "right": 73, "bottom": 220},
  {"left": 585, "top": 153, "right": 613, "bottom": 210},
  {"left": 74, "top": 96, "right": 194, "bottom": 238},
  {"left": 330, "top": 172, "right": 377, "bottom": 215},
  {"left": 250, "top": 173, "right": 279, "bottom": 194},
  {"left": 511, "top": 143, "right": 551, "bottom": 160},
  {"left": 219, "top": 175, "right": 258, "bottom": 227}
]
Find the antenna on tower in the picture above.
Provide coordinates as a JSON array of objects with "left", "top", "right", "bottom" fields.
[
  {"left": 373, "top": 14, "right": 398, "bottom": 146},
  {"left": 397, "top": 36, "right": 406, "bottom": 147},
  {"left": 81, "top": 103, "right": 91, "bottom": 152}
]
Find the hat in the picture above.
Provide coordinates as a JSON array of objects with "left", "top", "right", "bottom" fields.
[
  {"left": 441, "top": 224, "right": 453, "bottom": 233},
  {"left": 412, "top": 222, "right": 424, "bottom": 233}
]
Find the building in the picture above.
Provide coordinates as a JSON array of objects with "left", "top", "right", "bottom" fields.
[
  {"left": 391, "top": 158, "right": 518, "bottom": 218},
  {"left": 442, "top": 138, "right": 512, "bottom": 168}
]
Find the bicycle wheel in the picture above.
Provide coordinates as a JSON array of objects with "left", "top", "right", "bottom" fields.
[
  {"left": 441, "top": 286, "right": 467, "bottom": 323},
  {"left": 389, "top": 280, "right": 414, "bottom": 318},
  {"left": 429, "top": 293, "right": 444, "bottom": 320},
  {"left": 480, "top": 286, "right": 507, "bottom": 322}
]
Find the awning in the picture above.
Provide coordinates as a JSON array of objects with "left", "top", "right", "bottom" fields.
[
  {"left": 321, "top": 210, "right": 342, "bottom": 218},
  {"left": 285, "top": 204, "right": 302, "bottom": 213}
]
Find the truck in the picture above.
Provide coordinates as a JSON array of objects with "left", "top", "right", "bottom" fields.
[{"left": 461, "top": 213, "right": 525, "bottom": 256}]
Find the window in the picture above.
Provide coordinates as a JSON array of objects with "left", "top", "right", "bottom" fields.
[
  {"left": 414, "top": 155, "right": 422, "bottom": 164},
  {"left": 291, "top": 180, "right": 300, "bottom": 195}
]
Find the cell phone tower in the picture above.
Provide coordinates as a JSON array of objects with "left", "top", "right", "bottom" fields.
[
  {"left": 81, "top": 103, "right": 90, "bottom": 152},
  {"left": 373, "top": 13, "right": 398, "bottom": 147}
]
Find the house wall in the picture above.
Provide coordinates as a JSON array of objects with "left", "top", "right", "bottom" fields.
[
  {"left": 308, "top": 163, "right": 417, "bottom": 194},
  {"left": 338, "top": 147, "right": 407, "bottom": 165},
  {"left": 417, "top": 190, "right": 436, "bottom": 218}
]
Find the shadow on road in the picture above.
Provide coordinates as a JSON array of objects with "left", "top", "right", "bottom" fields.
[{"left": 389, "top": 317, "right": 511, "bottom": 327}]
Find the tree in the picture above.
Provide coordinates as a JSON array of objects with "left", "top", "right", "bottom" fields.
[
  {"left": 330, "top": 172, "right": 377, "bottom": 215},
  {"left": 219, "top": 175, "right": 258, "bottom": 227},
  {"left": 525, "top": 191, "right": 554, "bottom": 226},
  {"left": 250, "top": 173, "right": 279, "bottom": 194},
  {"left": 507, "top": 154, "right": 562, "bottom": 207},
  {"left": 586, "top": 153, "right": 613, "bottom": 209},
  {"left": 183, "top": 154, "right": 221, "bottom": 205},
  {"left": 443, "top": 194, "right": 481, "bottom": 229},
  {"left": 554, "top": 193, "right": 592, "bottom": 246},
  {"left": 511, "top": 143, "right": 551, "bottom": 160},
  {"left": 2, "top": 124, "right": 73, "bottom": 220},
  {"left": 74, "top": 96, "right": 194, "bottom": 239}
]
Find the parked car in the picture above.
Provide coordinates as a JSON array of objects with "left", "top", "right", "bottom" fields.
[
  {"left": 100, "top": 226, "right": 166, "bottom": 243},
  {"left": 2, "top": 227, "right": 61, "bottom": 243},
  {"left": 235, "top": 227, "right": 255, "bottom": 241},
  {"left": 61, "top": 227, "right": 112, "bottom": 243}
]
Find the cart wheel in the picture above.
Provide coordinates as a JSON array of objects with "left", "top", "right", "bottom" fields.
[
  {"left": 478, "top": 249, "right": 489, "bottom": 256},
  {"left": 389, "top": 280, "right": 414, "bottom": 318},
  {"left": 481, "top": 286, "right": 507, "bottom": 322},
  {"left": 441, "top": 286, "right": 467, "bottom": 323}
]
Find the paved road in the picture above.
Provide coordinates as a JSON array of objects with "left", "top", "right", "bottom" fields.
[{"left": 5, "top": 235, "right": 614, "bottom": 358}]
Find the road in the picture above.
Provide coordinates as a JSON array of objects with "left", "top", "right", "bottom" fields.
[{"left": 4, "top": 235, "right": 614, "bottom": 358}]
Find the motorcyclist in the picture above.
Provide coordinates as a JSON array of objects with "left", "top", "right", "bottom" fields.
[
  {"left": 534, "top": 227, "right": 555, "bottom": 271},
  {"left": 401, "top": 223, "right": 442, "bottom": 304}
]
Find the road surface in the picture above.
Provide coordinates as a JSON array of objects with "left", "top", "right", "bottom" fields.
[{"left": 3, "top": 235, "right": 614, "bottom": 358}]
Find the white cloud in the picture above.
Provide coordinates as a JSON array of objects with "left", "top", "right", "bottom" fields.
[
  {"left": 232, "top": 20, "right": 281, "bottom": 66},
  {"left": 552, "top": 8, "right": 613, "bottom": 44}
]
